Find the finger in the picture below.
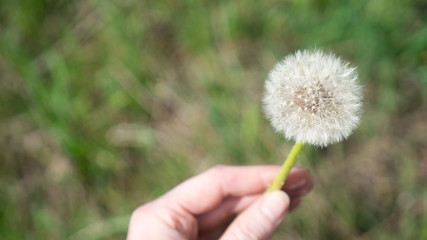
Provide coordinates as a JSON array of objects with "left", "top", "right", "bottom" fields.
[
  {"left": 198, "top": 179, "right": 311, "bottom": 232},
  {"left": 197, "top": 195, "right": 260, "bottom": 231},
  {"left": 289, "top": 197, "right": 302, "bottom": 211},
  {"left": 282, "top": 168, "right": 311, "bottom": 191},
  {"left": 198, "top": 168, "right": 312, "bottom": 231},
  {"left": 220, "top": 191, "right": 290, "bottom": 240},
  {"left": 285, "top": 178, "right": 314, "bottom": 198},
  {"left": 164, "top": 165, "right": 283, "bottom": 215},
  {"left": 199, "top": 218, "right": 233, "bottom": 240},
  {"left": 127, "top": 201, "right": 196, "bottom": 240}
]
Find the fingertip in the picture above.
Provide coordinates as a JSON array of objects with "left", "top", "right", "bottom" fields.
[
  {"left": 289, "top": 197, "right": 302, "bottom": 211},
  {"left": 289, "top": 167, "right": 309, "bottom": 175},
  {"left": 283, "top": 168, "right": 315, "bottom": 191},
  {"left": 261, "top": 191, "right": 290, "bottom": 222},
  {"left": 220, "top": 191, "right": 290, "bottom": 239}
]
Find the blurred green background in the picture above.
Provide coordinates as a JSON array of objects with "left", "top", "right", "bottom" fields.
[{"left": 1, "top": 0, "right": 426, "bottom": 239}]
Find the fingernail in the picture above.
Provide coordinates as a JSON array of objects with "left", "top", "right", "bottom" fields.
[
  {"left": 261, "top": 191, "right": 290, "bottom": 221},
  {"left": 286, "top": 179, "right": 306, "bottom": 190}
]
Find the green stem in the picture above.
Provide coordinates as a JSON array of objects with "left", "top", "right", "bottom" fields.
[{"left": 268, "top": 142, "right": 304, "bottom": 192}]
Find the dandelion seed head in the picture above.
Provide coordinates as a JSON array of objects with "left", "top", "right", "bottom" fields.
[{"left": 263, "top": 50, "right": 363, "bottom": 147}]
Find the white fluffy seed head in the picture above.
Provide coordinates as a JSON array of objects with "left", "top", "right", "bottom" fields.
[{"left": 263, "top": 50, "right": 363, "bottom": 147}]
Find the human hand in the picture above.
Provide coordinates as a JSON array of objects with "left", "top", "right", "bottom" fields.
[{"left": 127, "top": 165, "right": 313, "bottom": 240}]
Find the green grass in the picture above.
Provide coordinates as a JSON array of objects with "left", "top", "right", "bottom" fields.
[{"left": 1, "top": 0, "right": 426, "bottom": 239}]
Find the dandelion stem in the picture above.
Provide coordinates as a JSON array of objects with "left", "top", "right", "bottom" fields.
[{"left": 268, "top": 142, "right": 304, "bottom": 192}]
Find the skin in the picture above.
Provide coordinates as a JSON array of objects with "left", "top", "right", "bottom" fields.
[{"left": 127, "top": 165, "right": 314, "bottom": 240}]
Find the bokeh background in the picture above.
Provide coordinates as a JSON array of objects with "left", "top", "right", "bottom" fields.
[{"left": 1, "top": 0, "right": 426, "bottom": 239}]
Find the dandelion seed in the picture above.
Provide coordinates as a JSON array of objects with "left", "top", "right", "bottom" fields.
[{"left": 263, "top": 50, "right": 363, "bottom": 147}]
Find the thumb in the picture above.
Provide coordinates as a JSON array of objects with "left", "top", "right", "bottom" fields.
[{"left": 220, "top": 191, "right": 290, "bottom": 240}]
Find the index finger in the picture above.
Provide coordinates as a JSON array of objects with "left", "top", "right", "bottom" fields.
[{"left": 162, "top": 165, "right": 309, "bottom": 215}]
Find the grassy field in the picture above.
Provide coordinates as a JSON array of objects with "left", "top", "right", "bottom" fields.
[{"left": 1, "top": 0, "right": 426, "bottom": 239}]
